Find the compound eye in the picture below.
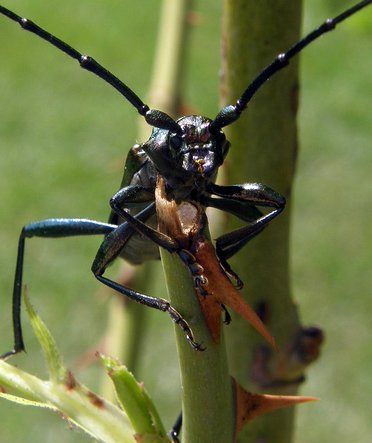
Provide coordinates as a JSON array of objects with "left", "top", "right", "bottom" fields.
[{"left": 170, "top": 134, "right": 183, "bottom": 151}]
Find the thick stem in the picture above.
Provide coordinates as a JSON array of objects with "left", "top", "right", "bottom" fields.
[
  {"left": 221, "top": 1, "right": 304, "bottom": 442},
  {"left": 155, "top": 181, "right": 235, "bottom": 442},
  {"left": 160, "top": 247, "right": 234, "bottom": 443}
]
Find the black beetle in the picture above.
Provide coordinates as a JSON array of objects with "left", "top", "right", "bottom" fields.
[{"left": 0, "top": 0, "right": 370, "bottom": 358}]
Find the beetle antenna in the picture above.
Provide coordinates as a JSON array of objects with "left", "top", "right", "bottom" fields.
[
  {"left": 0, "top": 5, "right": 183, "bottom": 135},
  {"left": 209, "top": 0, "right": 372, "bottom": 133}
]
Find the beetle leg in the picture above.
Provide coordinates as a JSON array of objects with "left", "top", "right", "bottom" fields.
[
  {"left": 108, "top": 184, "right": 155, "bottom": 225},
  {"left": 94, "top": 202, "right": 157, "bottom": 269},
  {"left": 94, "top": 274, "right": 202, "bottom": 351},
  {"left": 178, "top": 249, "right": 208, "bottom": 296},
  {"left": 110, "top": 186, "right": 180, "bottom": 253},
  {"left": 207, "top": 182, "right": 285, "bottom": 212},
  {"left": 0, "top": 218, "right": 116, "bottom": 359},
  {"left": 215, "top": 206, "right": 285, "bottom": 260},
  {"left": 201, "top": 195, "right": 263, "bottom": 223},
  {"left": 204, "top": 182, "right": 286, "bottom": 287},
  {"left": 213, "top": 207, "right": 284, "bottom": 289},
  {"left": 168, "top": 412, "right": 182, "bottom": 442},
  {"left": 206, "top": 182, "right": 285, "bottom": 258},
  {"left": 221, "top": 305, "right": 231, "bottom": 325},
  {"left": 92, "top": 203, "right": 203, "bottom": 351}
]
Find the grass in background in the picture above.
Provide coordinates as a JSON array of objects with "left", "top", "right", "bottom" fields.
[{"left": 0, "top": 1, "right": 370, "bottom": 442}]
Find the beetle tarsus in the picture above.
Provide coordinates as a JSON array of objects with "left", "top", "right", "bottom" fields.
[
  {"left": 0, "top": 349, "right": 21, "bottom": 360},
  {"left": 221, "top": 304, "right": 232, "bottom": 325},
  {"left": 178, "top": 249, "right": 210, "bottom": 296},
  {"left": 167, "top": 306, "right": 204, "bottom": 351},
  {"left": 168, "top": 412, "right": 182, "bottom": 442}
]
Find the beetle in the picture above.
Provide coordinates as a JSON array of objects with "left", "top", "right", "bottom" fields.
[{"left": 0, "top": 0, "right": 371, "bottom": 359}]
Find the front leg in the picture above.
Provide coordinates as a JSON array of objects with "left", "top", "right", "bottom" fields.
[
  {"left": 205, "top": 182, "right": 285, "bottom": 286},
  {"left": 110, "top": 185, "right": 180, "bottom": 253},
  {"left": 92, "top": 187, "right": 204, "bottom": 351}
]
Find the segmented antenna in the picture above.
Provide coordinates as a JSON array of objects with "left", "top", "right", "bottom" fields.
[
  {"left": 209, "top": 0, "right": 372, "bottom": 132},
  {"left": 0, "top": 5, "right": 183, "bottom": 134}
]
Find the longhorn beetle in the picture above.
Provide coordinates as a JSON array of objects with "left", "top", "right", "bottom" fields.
[{"left": 0, "top": 1, "right": 371, "bottom": 359}]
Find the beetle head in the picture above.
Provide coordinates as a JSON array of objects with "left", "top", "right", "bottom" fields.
[{"left": 143, "top": 115, "right": 230, "bottom": 192}]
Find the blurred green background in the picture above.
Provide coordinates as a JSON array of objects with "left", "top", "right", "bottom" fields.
[{"left": 0, "top": 0, "right": 371, "bottom": 442}]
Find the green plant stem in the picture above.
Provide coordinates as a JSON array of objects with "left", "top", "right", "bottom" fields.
[
  {"left": 147, "top": 0, "right": 191, "bottom": 115},
  {"left": 221, "top": 1, "right": 303, "bottom": 442},
  {"left": 160, "top": 247, "right": 234, "bottom": 443},
  {"left": 0, "top": 360, "right": 134, "bottom": 443},
  {"left": 147, "top": 2, "right": 236, "bottom": 439}
]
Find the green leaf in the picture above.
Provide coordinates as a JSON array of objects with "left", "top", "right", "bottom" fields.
[
  {"left": 0, "top": 359, "right": 135, "bottom": 442},
  {"left": 100, "top": 354, "right": 169, "bottom": 442},
  {"left": 24, "top": 289, "right": 66, "bottom": 383},
  {"left": 0, "top": 292, "right": 137, "bottom": 442}
]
